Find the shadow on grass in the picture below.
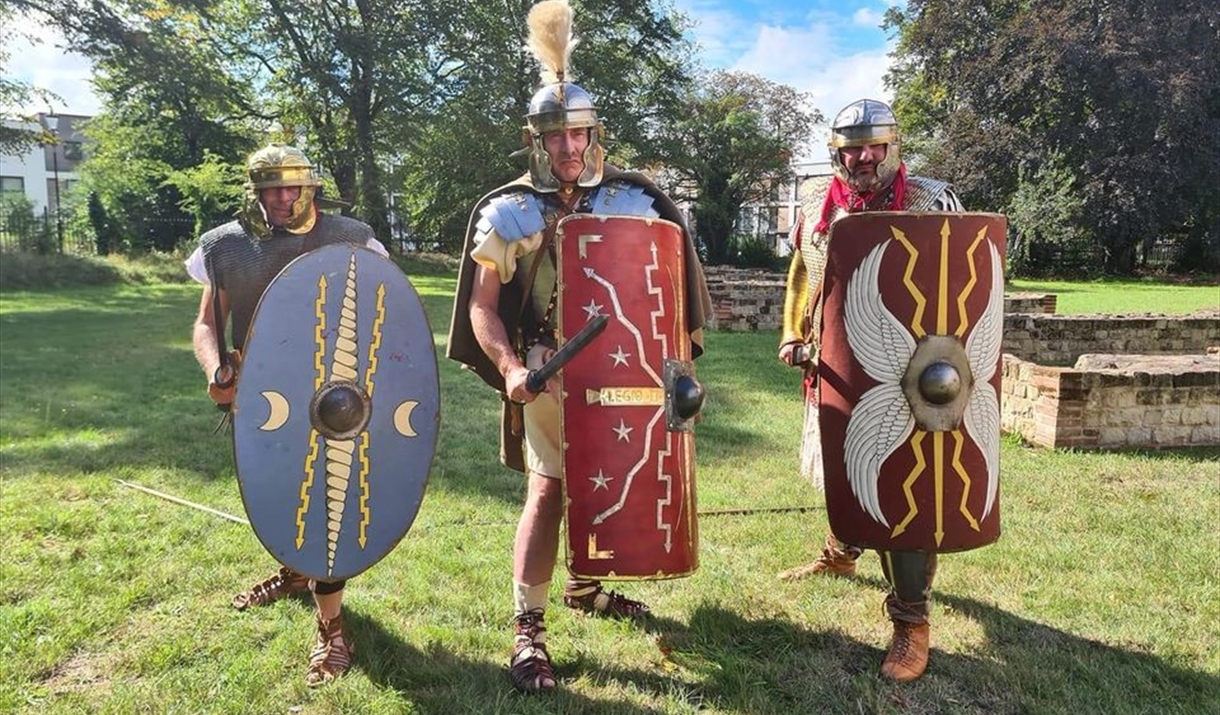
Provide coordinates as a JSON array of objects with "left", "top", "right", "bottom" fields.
[
  {"left": 347, "top": 610, "right": 662, "bottom": 715},
  {"left": 586, "top": 597, "right": 1220, "bottom": 714}
]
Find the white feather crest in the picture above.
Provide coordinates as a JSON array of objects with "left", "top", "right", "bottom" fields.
[{"left": 526, "top": 0, "right": 578, "bottom": 85}]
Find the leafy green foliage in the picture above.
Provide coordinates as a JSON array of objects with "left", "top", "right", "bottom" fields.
[
  {"left": 886, "top": 0, "right": 1220, "bottom": 275},
  {"left": 658, "top": 71, "right": 819, "bottom": 265}
]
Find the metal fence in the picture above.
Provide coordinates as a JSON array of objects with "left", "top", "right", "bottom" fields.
[{"left": 0, "top": 207, "right": 196, "bottom": 255}]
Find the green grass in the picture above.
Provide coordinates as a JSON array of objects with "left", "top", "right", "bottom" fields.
[
  {"left": 1008, "top": 278, "right": 1218, "bottom": 315},
  {"left": 2, "top": 271, "right": 1218, "bottom": 714}
]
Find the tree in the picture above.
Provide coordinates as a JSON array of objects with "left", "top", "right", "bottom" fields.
[
  {"left": 659, "top": 71, "right": 819, "bottom": 265},
  {"left": 397, "top": 0, "right": 698, "bottom": 252},
  {"left": 886, "top": 0, "right": 1220, "bottom": 275}
]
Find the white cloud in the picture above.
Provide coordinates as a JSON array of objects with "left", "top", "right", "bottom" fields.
[
  {"left": 675, "top": 0, "right": 759, "bottom": 69},
  {"left": 5, "top": 16, "right": 102, "bottom": 116},
  {"left": 726, "top": 19, "right": 895, "bottom": 154},
  {"left": 852, "top": 8, "right": 885, "bottom": 27}
]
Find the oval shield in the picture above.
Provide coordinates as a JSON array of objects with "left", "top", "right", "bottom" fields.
[
  {"left": 819, "top": 212, "right": 1006, "bottom": 553},
  {"left": 556, "top": 214, "right": 699, "bottom": 580},
  {"left": 233, "top": 244, "right": 439, "bottom": 582}
]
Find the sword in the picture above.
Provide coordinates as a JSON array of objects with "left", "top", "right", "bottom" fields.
[
  {"left": 525, "top": 314, "right": 609, "bottom": 393},
  {"left": 208, "top": 256, "right": 235, "bottom": 404}
]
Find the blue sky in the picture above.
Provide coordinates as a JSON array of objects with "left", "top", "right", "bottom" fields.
[{"left": 10, "top": 0, "right": 900, "bottom": 136}]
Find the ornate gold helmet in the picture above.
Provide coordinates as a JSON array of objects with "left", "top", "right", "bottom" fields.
[
  {"left": 520, "top": 0, "right": 605, "bottom": 192},
  {"left": 828, "top": 98, "right": 901, "bottom": 194},
  {"left": 240, "top": 144, "right": 322, "bottom": 237}
]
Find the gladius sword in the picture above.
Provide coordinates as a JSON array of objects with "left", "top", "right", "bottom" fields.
[{"left": 525, "top": 314, "right": 609, "bottom": 393}]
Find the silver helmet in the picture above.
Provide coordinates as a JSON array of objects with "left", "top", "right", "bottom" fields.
[
  {"left": 520, "top": 0, "right": 604, "bottom": 192},
  {"left": 240, "top": 144, "right": 323, "bottom": 237},
  {"left": 828, "top": 98, "right": 901, "bottom": 194},
  {"left": 524, "top": 81, "right": 605, "bottom": 192}
]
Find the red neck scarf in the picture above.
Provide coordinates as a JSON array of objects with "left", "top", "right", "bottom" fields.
[{"left": 812, "top": 162, "right": 908, "bottom": 236}]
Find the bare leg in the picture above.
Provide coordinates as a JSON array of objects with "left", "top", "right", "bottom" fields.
[{"left": 514, "top": 472, "right": 564, "bottom": 586}]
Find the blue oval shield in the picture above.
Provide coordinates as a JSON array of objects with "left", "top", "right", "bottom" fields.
[{"left": 233, "top": 244, "right": 439, "bottom": 582}]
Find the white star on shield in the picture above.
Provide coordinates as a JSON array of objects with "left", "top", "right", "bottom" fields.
[
  {"left": 608, "top": 345, "right": 631, "bottom": 367},
  {"left": 588, "top": 469, "right": 613, "bottom": 490},
  {"left": 583, "top": 299, "right": 604, "bottom": 320},
  {"left": 613, "top": 419, "right": 633, "bottom": 442}
]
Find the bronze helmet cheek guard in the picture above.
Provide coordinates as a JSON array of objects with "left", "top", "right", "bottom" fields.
[{"left": 240, "top": 145, "right": 324, "bottom": 238}]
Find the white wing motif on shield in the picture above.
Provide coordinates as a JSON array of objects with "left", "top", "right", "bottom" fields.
[
  {"left": 962, "top": 239, "right": 1003, "bottom": 519},
  {"left": 842, "top": 240, "right": 916, "bottom": 527}
]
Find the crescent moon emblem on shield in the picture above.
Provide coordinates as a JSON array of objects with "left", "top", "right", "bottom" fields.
[
  {"left": 259, "top": 391, "right": 291, "bottom": 431},
  {"left": 394, "top": 401, "right": 419, "bottom": 437}
]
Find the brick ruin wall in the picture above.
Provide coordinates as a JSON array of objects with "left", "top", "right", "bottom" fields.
[{"left": 704, "top": 267, "right": 1220, "bottom": 449}]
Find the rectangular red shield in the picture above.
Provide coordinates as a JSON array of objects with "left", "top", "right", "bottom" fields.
[
  {"left": 819, "top": 212, "right": 1007, "bottom": 553},
  {"left": 556, "top": 214, "right": 698, "bottom": 580}
]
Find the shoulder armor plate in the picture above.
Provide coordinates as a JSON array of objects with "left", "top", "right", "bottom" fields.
[
  {"left": 903, "top": 175, "right": 959, "bottom": 211},
  {"left": 590, "top": 181, "right": 660, "bottom": 218},
  {"left": 477, "top": 191, "right": 547, "bottom": 243}
]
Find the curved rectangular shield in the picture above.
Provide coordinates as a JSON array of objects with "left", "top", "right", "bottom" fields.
[
  {"left": 819, "top": 212, "right": 1006, "bottom": 553},
  {"left": 233, "top": 244, "right": 439, "bottom": 582},
  {"left": 557, "top": 214, "right": 698, "bottom": 580}
]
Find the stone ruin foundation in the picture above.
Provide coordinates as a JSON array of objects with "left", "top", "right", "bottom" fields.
[{"left": 703, "top": 267, "right": 1220, "bottom": 449}]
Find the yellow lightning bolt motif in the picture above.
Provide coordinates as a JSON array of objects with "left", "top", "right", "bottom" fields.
[
  {"left": 295, "top": 430, "right": 322, "bottom": 549},
  {"left": 891, "top": 227, "right": 928, "bottom": 338},
  {"left": 357, "top": 434, "right": 371, "bottom": 548},
  {"left": 955, "top": 226, "right": 990, "bottom": 338},
  {"left": 295, "top": 275, "right": 330, "bottom": 548},
  {"left": 952, "top": 430, "right": 981, "bottom": 531},
  {"left": 892, "top": 431, "right": 927, "bottom": 537},
  {"left": 364, "top": 284, "right": 386, "bottom": 398},
  {"left": 356, "top": 283, "right": 385, "bottom": 549},
  {"left": 312, "top": 275, "right": 328, "bottom": 388}
]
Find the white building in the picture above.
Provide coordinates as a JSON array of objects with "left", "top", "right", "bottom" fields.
[{"left": 0, "top": 113, "right": 89, "bottom": 214}]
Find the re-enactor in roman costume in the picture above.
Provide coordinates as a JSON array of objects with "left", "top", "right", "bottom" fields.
[
  {"left": 187, "top": 144, "right": 386, "bottom": 686},
  {"left": 777, "top": 99, "right": 968, "bottom": 682},
  {"left": 446, "top": 0, "right": 711, "bottom": 693}
]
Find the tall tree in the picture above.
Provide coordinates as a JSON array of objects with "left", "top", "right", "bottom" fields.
[
  {"left": 886, "top": 0, "right": 1220, "bottom": 274},
  {"left": 397, "top": 0, "right": 697, "bottom": 252},
  {"left": 658, "top": 71, "right": 819, "bottom": 265}
]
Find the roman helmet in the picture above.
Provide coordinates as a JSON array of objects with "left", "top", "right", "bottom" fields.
[
  {"left": 828, "top": 98, "right": 901, "bottom": 195},
  {"left": 521, "top": 0, "right": 605, "bottom": 192},
  {"left": 240, "top": 144, "right": 323, "bottom": 237}
]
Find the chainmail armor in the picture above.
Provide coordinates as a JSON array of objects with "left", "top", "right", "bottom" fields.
[
  {"left": 199, "top": 214, "right": 375, "bottom": 350},
  {"left": 797, "top": 174, "right": 961, "bottom": 349}
]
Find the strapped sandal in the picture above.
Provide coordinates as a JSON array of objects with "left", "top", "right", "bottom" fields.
[
  {"left": 232, "top": 566, "right": 310, "bottom": 611},
  {"left": 509, "top": 609, "right": 556, "bottom": 693},
  {"left": 306, "top": 612, "right": 353, "bottom": 687},
  {"left": 563, "top": 580, "right": 650, "bottom": 619}
]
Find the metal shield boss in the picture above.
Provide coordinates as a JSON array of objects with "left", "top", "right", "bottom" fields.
[
  {"left": 556, "top": 215, "right": 698, "bottom": 580},
  {"left": 819, "top": 212, "right": 1007, "bottom": 552},
  {"left": 233, "top": 244, "right": 439, "bottom": 582}
]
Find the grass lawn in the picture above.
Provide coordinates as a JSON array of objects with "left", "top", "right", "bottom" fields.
[
  {"left": 1007, "top": 277, "right": 1218, "bottom": 315},
  {"left": 1, "top": 271, "right": 1217, "bottom": 714}
]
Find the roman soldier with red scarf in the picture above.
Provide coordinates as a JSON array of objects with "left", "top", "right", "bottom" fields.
[{"left": 776, "top": 98, "right": 963, "bottom": 682}]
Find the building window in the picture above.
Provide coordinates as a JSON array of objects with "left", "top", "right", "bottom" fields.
[
  {"left": 63, "top": 141, "right": 84, "bottom": 161},
  {"left": 0, "top": 176, "right": 24, "bottom": 197}
]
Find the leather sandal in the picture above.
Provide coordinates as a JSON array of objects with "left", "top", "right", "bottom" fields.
[{"left": 232, "top": 566, "right": 310, "bottom": 611}]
